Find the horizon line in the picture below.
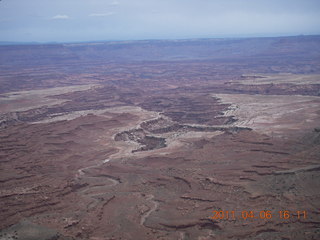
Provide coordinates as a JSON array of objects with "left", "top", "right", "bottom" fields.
[{"left": 0, "top": 34, "right": 319, "bottom": 46}]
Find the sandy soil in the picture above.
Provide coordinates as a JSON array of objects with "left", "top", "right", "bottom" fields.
[
  {"left": 214, "top": 93, "right": 320, "bottom": 137},
  {"left": 0, "top": 84, "right": 99, "bottom": 114},
  {"left": 231, "top": 73, "right": 320, "bottom": 85}
]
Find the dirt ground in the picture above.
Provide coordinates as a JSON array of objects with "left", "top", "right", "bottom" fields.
[{"left": 0, "top": 37, "right": 320, "bottom": 240}]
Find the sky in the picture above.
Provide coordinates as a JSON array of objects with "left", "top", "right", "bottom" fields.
[{"left": 0, "top": 0, "right": 320, "bottom": 42}]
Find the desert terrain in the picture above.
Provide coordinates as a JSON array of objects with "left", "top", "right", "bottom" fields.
[{"left": 0, "top": 36, "right": 320, "bottom": 240}]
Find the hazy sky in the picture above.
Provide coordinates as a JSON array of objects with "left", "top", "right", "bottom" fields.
[{"left": 0, "top": 0, "right": 320, "bottom": 42}]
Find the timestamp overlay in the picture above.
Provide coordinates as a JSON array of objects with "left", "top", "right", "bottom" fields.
[{"left": 210, "top": 210, "right": 308, "bottom": 221}]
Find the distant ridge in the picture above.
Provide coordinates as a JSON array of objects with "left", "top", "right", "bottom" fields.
[
  {"left": 1, "top": 35, "right": 320, "bottom": 67},
  {"left": 0, "top": 34, "right": 319, "bottom": 46},
  {"left": 0, "top": 41, "right": 57, "bottom": 46}
]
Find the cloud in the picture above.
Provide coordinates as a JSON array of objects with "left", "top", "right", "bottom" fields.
[
  {"left": 110, "top": 1, "right": 120, "bottom": 6},
  {"left": 52, "top": 15, "right": 70, "bottom": 20},
  {"left": 89, "top": 12, "right": 115, "bottom": 17}
]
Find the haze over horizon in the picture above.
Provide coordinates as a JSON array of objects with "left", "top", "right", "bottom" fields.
[{"left": 0, "top": 0, "right": 320, "bottom": 43}]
